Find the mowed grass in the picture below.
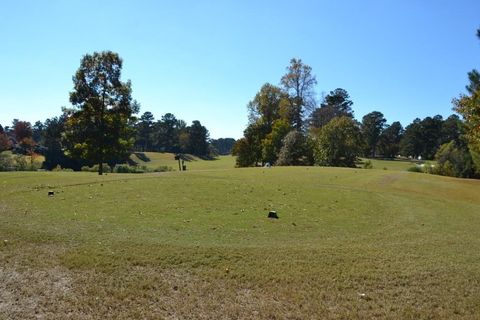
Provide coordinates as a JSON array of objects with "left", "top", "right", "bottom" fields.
[
  {"left": 131, "top": 152, "right": 236, "bottom": 171},
  {"left": 359, "top": 158, "right": 433, "bottom": 171},
  {"left": 1, "top": 167, "right": 480, "bottom": 319}
]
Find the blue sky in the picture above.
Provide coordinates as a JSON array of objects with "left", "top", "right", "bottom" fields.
[{"left": 1, "top": 0, "right": 479, "bottom": 139}]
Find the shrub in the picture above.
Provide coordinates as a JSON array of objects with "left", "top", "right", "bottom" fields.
[
  {"left": 112, "top": 164, "right": 170, "bottom": 173},
  {"left": 80, "top": 163, "right": 112, "bottom": 173},
  {"left": 153, "top": 166, "right": 173, "bottom": 172},
  {"left": 52, "top": 165, "right": 74, "bottom": 172},
  {"left": 0, "top": 153, "right": 15, "bottom": 171},
  {"left": 407, "top": 165, "right": 423, "bottom": 173},
  {"left": 362, "top": 160, "right": 373, "bottom": 169}
]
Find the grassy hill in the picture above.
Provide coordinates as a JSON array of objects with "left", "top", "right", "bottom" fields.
[
  {"left": 1, "top": 167, "right": 479, "bottom": 318},
  {"left": 130, "top": 152, "right": 236, "bottom": 171}
]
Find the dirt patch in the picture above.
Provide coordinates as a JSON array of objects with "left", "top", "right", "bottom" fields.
[{"left": 0, "top": 265, "right": 72, "bottom": 319}]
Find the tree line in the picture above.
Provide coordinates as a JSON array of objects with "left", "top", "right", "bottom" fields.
[
  {"left": 0, "top": 51, "right": 236, "bottom": 174},
  {"left": 233, "top": 33, "right": 480, "bottom": 179}
]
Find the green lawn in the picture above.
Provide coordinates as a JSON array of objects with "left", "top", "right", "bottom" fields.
[
  {"left": 1, "top": 168, "right": 479, "bottom": 319},
  {"left": 130, "top": 152, "right": 236, "bottom": 171},
  {"left": 358, "top": 158, "right": 434, "bottom": 171}
]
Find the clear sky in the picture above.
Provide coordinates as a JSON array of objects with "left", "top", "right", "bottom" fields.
[{"left": 1, "top": 0, "right": 479, "bottom": 139}]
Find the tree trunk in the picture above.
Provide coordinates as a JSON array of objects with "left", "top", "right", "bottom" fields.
[{"left": 98, "top": 162, "right": 103, "bottom": 175}]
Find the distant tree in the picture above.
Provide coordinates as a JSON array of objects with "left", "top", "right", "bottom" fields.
[
  {"left": 247, "top": 83, "right": 285, "bottom": 127},
  {"left": 135, "top": 111, "right": 155, "bottom": 151},
  {"left": 233, "top": 121, "right": 268, "bottom": 167},
  {"left": 361, "top": 111, "right": 387, "bottom": 157},
  {"left": 276, "top": 130, "right": 313, "bottom": 166},
  {"left": 65, "top": 51, "right": 138, "bottom": 175},
  {"left": 32, "top": 121, "right": 45, "bottom": 144},
  {"left": 12, "top": 120, "right": 35, "bottom": 155},
  {"left": 400, "top": 115, "right": 445, "bottom": 159},
  {"left": 280, "top": 58, "right": 317, "bottom": 130},
  {"left": 440, "top": 114, "right": 462, "bottom": 145},
  {"left": 13, "top": 120, "right": 33, "bottom": 143},
  {"left": 434, "top": 141, "right": 475, "bottom": 178},
  {"left": 310, "top": 88, "right": 354, "bottom": 129},
  {"left": 0, "top": 124, "right": 4, "bottom": 134},
  {"left": 377, "top": 121, "right": 403, "bottom": 158},
  {"left": 42, "top": 115, "right": 82, "bottom": 170},
  {"left": 313, "top": 116, "right": 362, "bottom": 167},
  {"left": 152, "top": 113, "right": 183, "bottom": 153},
  {"left": 0, "top": 132, "right": 10, "bottom": 152},
  {"left": 232, "top": 138, "right": 257, "bottom": 167},
  {"left": 420, "top": 115, "right": 444, "bottom": 159},
  {"left": 210, "top": 138, "right": 236, "bottom": 155},
  {"left": 186, "top": 120, "right": 210, "bottom": 157},
  {"left": 400, "top": 118, "right": 423, "bottom": 158},
  {"left": 262, "top": 119, "right": 292, "bottom": 164}
]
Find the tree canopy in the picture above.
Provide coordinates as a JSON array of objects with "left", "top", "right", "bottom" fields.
[{"left": 65, "top": 51, "right": 138, "bottom": 174}]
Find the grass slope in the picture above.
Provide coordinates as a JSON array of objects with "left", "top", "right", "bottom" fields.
[
  {"left": 1, "top": 168, "right": 480, "bottom": 319},
  {"left": 130, "top": 152, "right": 236, "bottom": 171}
]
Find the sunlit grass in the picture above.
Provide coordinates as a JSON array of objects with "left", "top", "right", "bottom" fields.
[{"left": 1, "top": 168, "right": 479, "bottom": 318}]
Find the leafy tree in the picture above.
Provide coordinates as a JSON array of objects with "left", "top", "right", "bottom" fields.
[
  {"left": 186, "top": 120, "right": 210, "bottom": 157},
  {"left": 361, "top": 111, "right": 387, "bottom": 157},
  {"left": 400, "top": 116, "right": 444, "bottom": 159},
  {"left": 420, "top": 115, "right": 444, "bottom": 159},
  {"left": 280, "top": 58, "right": 317, "bottom": 130},
  {"left": 13, "top": 120, "right": 33, "bottom": 143},
  {"left": 42, "top": 115, "right": 82, "bottom": 170},
  {"left": 247, "top": 83, "right": 285, "bottom": 127},
  {"left": 32, "top": 121, "right": 45, "bottom": 144},
  {"left": 135, "top": 111, "right": 155, "bottom": 151},
  {"left": 434, "top": 141, "right": 475, "bottom": 178},
  {"left": 232, "top": 138, "right": 257, "bottom": 167},
  {"left": 262, "top": 119, "right": 292, "bottom": 164},
  {"left": 210, "top": 138, "right": 236, "bottom": 155},
  {"left": 452, "top": 27, "right": 480, "bottom": 173},
  {"left": 400, "top": 118, "right": 423, "bottom": 158},
  {"left": 0, "top": 132, "right": 10, "bottom": 152},
  {"left": 12, "top": 120, "right": 35, "bottom": 155},
  {"left": 276, "top": 130, "right": 313, "bottom": 166},
  {"left": 378, "top": 121, "right": 403, "bottom": 158},
  {"left": 310, "top": 88, "right": 354, "bottom": 129},
  {"left": 313, "top": 116, "right": 362, "bottom": 167},
  {"left": 440, "top": 114, "right": 462, "bottom": 145},
  {"left": 65, "top": 51, "right": 138, "bottom": 175},
  {"left": 152, "top": 113, "right": 183, "bottom": 153}
]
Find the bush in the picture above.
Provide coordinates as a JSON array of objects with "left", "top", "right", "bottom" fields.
[
  {"left": 0, "top": 153, "right": 15, "bottom": 171},
  {"left": 0, "top": 153, "right": 41, "bottom": 171},
  {"left": 52, "top": 165, "right": 74, "bottom": 172},
  {"left": 80, "top": 163, "right": 112, "bottom": 173},
  {"left": 153, "top": 166, "right": 173, "bottom": 172},
  {"left": 407, "top": 165, "right": 423, "bottom": 173},
  {"left": 362, "top": 160, "right": 373, "bottom": 169}
]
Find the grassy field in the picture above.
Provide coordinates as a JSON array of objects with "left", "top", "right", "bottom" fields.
[
  {"left": 358, "top": 158, "right": 434, "bottom": 171},
  {"left": 1, "top": 166, "right": 480, "bottom": 319},
  {"left": 130, "top": 152, "right": 236, "bottom": 171}
]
